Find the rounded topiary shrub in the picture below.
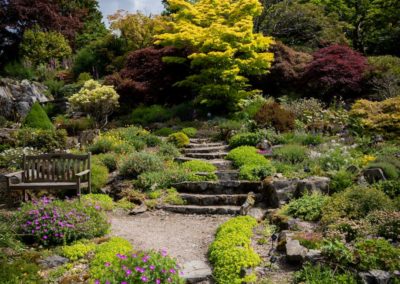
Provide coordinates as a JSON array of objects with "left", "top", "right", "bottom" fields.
[
  {"left": 119, "top": 152, "right": 164, "bottom": 178},
  {"left": 22, "top": 102, "right": 54, "bottom": 130},
  {"left": 167, "top": 132, "right": 190, "bottom": 148}
]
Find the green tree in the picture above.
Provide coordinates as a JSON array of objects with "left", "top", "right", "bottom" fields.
[
  {"left": 20, "top": 27, "right": 72, "bottom": 66},
  {"left": 22, "top": 102, "right": 54, "bottom": 130},
  {"left": 155, "top": 0, "right": 274, "bottom": 112}
]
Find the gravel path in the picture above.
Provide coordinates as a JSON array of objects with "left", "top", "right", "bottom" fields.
[{"left": 109, "top": 210, "right": 230, "bottom": 265}]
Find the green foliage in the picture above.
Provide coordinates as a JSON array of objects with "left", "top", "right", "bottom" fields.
[
  {"left": 154, "top": 127, "right": 175, "bottom": 137},
  {"left": 318, "top": 147, "right": 352, "bottom": 171},
  {"left": 181, "top": 160, "right": 218, "bottom": 181},
  {"left": 131, "top": 105, "right": 174, "bottom": 125},
  {"left": 81, "top": 194, "right": 114, "bottom": 211},
  {"left": 229, "top": 132, "right": 261, "bottom": 148},
  {"left": 167, "top": 132, "right": 190, "bottom": 148},
  {"left": 322, "top": 186, "right": 394, "bottom": 224},
  {"left": 3, "top": 61, "right": 35, "bottom": 80},
  {"left": 158, "top": 142, "right": 181, "bottom": 160},
  {"left": 20, "top": 27, "right": 72, "bottom": 66},
  {"left": 373, "top": 180, "right": 400, "bottom": 199},
  {"left": 142, "top": 134, "right": 162, "bottom": 147},
  {"left": 254, "top": 101, "right": 295, "bottom": 132},
  {"left": 95, "top": 153, "right": 118, "bottom": 172},
  {"left": 329, "top": 170, "right": 355, "bottom": 192},
  {"left": 367, "top": 161, "right": 399, "bottom": 180},
  {"left": 321, "top": 239, "right": 354, "bottom": 266},
  {"left": 236, "top": 94, "right": 268, "bottom": 119},
  {"left": 89, "top": 137, "right": 113, "bottom": 154},
  {"left": 285, "top": 193, "right": 330, "bottom": 221},
  {"left": 226, "top": 146, "right": 268, "bottom": 168},
  {"left": 0, "top": 147, "right": 42, "bottom": 170},
  {"left": 14, "top": 128, "right": 67, "bottom": 152},
  {"left": 62, "top": 240, "right": 96, "bottom": 261},
  {"left": 0, "top": 253, "right": 43, "bottom": 283},
  {"left": 181, "top": 127, "right": 197, "bottom": 138},
  {"left": 90, "top": 237, "right": 133, "bottom": 279},
  {"left": 368, "top": 56, "right": 400, "bottom": 99},
  {"left": 136, "top": 167, "right": 192, "bottom": 191},
  {"left": 293, "top": 263, "right": 357, "bottom": 284},
  {"left": 164, "top": 188, "right": 186, "bottom": 205},
  {"left": 119, "top": 152, "right": 164, "bottom": 178},
  {"left": 91, "top": 160, "right": 109, "bottom": 193},
  {"left": 274, "top": 144, "right": 308, "bottom": 164},
  {"left": 239, "top": 163, "right": 275, "bottom": 181},
  {"left": 366, "top": 210, "right": 400, "bottom": 241},
  {"left": 77, "top": 72, "right": 93, "bottom": 83},
  {"left": 155, "top": 0, "right": 274, "bottom": 111},
  {"left": 209, "top": 216, "right": 261, "bottom": 284},
  {"left": 22, "top": 102, "right": 54, "bottom": 130},
  {"left": 355, "top": 239, "right": 400, "bottom": 272},
  {"left": 0, "top": 213, "right": 22, "bottom": 250},
  {"left": 54, "top": 115, "right": 95, "bottom": 136}
]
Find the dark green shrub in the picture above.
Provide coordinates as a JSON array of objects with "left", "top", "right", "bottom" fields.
[
  {"left": 330, "top": 170, "right": 355, "bottom": 192},
  {"left": 154, "top": 127, "right": 175, "bottom": 137},
  {"left": 0, "top": 254, "right": 42, "bottom": 283},
  {"left": 3, "top": 61, "right": 34, "bottom": 80},
  {"left": 15, "top": 128, "right": 67, "bottom": 151},
  {"left": 0, "top": 116, "right": 9, "bottom": 127},
  {"left": 158, "top": 142, "right": 181, "bottom": 160},
  {"left": 300, "top": 133, "right": 323, "bottom": 146},
  {"left": 131, "top": 105, "right": 174, "bottom": 125},
  {"left": 239, "top": 163, "right": 276, "bottom": 181},
  {"left": 182, "top": 127, "right": 197, "bottom": 138},
  {"left": 209, "top": 216, "right": 260, "bottom": 284},
  {"left": 167, "top": 132, "right": 190, "bottom": 148},
  {"left": 293, "top": 263, "right": 357, "bottom": 284},
  {"left": 91, "top": 159, "right": 109, "bottom": 193},
  {"left": 96, "top": 153, "right": 118, "bottom": 172},
  {"left": 322, "top": 186, "right": 394, "bottom": 224},
  {"left": 284, "top": 193, "right": 330, "bottom": 221},
  {"left": 229, "top": 132, "right": 261, "bottom": 148},
  {"left": 373, "top": 180, "right": 400, "bottom": 199},
  {"left": 254, "top": 101, "right": 295, "bottom": 132},
  {"left": 142, "top": 134, "right": 162, "bottom": 147},
  {"left": 88, "top": 137, "right": 113, "bottom": 154},
  {"left": 119, "top": 152, "right": 164, "bottom": 178},
  {"left": 217, "top": 119, "right": 246, "bottom": 140},
  {"left": 22, "top": 102, "right": 54, "bottom": 130},
  {"left": 274, "top": 144, "right": 308, "bottom": 164},
  {"left": 321, "top": 240, "right": 354, "bottom": 266}
]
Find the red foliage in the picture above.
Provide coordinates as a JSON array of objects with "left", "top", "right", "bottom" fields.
[
  {"left": 254, "top": 101, "right": 295, "bottom": 132},
  {"left": 106, "top": 46, "right": 191, "bottom": 111},
  {"left": 303, "top": 44, "right": 368, "bottom": 99}
]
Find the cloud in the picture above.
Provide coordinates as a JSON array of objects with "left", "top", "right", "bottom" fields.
[{"left": 99, "top": 0, "right": 164, "bottom": 22}]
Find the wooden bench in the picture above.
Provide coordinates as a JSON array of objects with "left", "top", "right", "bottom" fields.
[{"left": 5, "top": 153, "right": 91, "bottom": 205}]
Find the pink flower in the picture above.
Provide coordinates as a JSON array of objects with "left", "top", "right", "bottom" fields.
[
  {"left": 156, "top": 280, "right": 161, "bottom": 284},
  {"left": 141, "top": 276, "right": 148, "bottom": 282},
  {"left": 95, "top": 280, "right": 100, "bottom": 284},
  {"left": 104, "top": 262, "right": 111, "bottom": 267},
  {"left": 150, "top": 265, "right": 155, "bottom": 270},
  {"left": 126, "top": 269, "right": 132, "bottom": 276}
]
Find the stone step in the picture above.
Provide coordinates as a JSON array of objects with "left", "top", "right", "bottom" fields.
[
  {"left": 162, "top": 205, "right": 241, "bottom": 215},
  {"left": 182, "top": 145, "right": 229, "bottom": 153},
  {"left": 174, "top": 180, "right": 263, "bottom": 194},
  {"left": 190, "top": 138, "right": 212, "bottom": 143},
  {"left": 175, "top": 157, "right": 232, "bottom": 170},
  {"left": 216, "top": 170, "right": 239, "bottom": 181},
  {"left": 180, "top": 193, "right": 248, "bottom": 206},
  {"left": 184, "top": 152, "right": 229, "bottom": 159},
  {"left": 185, "top": 142, "right": 226, "bottom": 148}
]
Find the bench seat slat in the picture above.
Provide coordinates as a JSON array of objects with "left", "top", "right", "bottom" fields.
[{"left": 9, "top": 182, "right": 89, "bottom": 190}]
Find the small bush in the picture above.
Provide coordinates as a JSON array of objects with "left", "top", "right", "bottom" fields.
[
  {"left": 15, "top": 197, "right": 109, "bottom": 246},
  {"left": 0, "top": 253, "right": 42, "bottom": 283},
  {"left": 88, "top": 137, "right": 114, "bottom": 154},
  {"left": 158, "top": 142, "right": 181, "bottom": 160},
  {"left": 81, "top": 194, "right": 114, "bottom": 211},
  {"left": 284, "top": 193, "right": 330, "bottom": 221},
  {"left": 182, "top": 127, "right": 197, "bottom": 138},
  {"left": 239, "top": 163, "right": 275, "bottom": 181},
  {"left": 366, "top": 210, "right": 400, "bottom": 241},
  {"left": 91, "top": 160, "right": 109, "bottom": 193},
  {"left": 274, "top": 144, "right": 308, "bottom": 164},
  {"left": 96, "top": 153, "right": 118, "bottom": 172},
  {"left": 254, "top": 101, "right": 295, "bottom": 132},
  {"left": 167, "top": 132, "right": 190, "bottom": 148},
  {"left": 329, "top": 170, "right": 355, "bottom": 192},
  {"left": 229, "top": 132, "right": 261, "bottom": 148},
  {"left": 293, "top": 263, "right": 357, "bottom": 284},
  {"left": 164, "top": 188, "right": 185, "bottom": 205},
  {"left": 22, "top": 102, "right": 54, "bottom": 130},
  {"left": 62, "top": 240, "right": 96, "bottom": 261},
  {"left": 367, "top": 161, "right": 399, "bottom": 180},
  {"left": 322, "top": 186, "right": 394, "bottom": 224},
  {"left": 136, "top": 168, "right": 191, "bottom": 191},
  {"left": 318, "top": 147, "right": 352, "bottom": 171},
  {"left": 373, "top": 180, "right": 400, "bottom": 199},
  {"left": 142, "top": 134, "right": 162, "bottom": 147},
  {"left": 119, "top": 152, "right": 164, "bottom": 178},
  {"left": 154, "top": 127, "right": 175, "bottom": 137},
  {"left": 209, "top": 216, "right": 261, "bottom": 284},
  {"left": 226, "top": 146, "right": 269, "bottom": 167},
  {"left": 131, "top": 105, "right": 174, "bottom": 125},
  {"left": 14, "top": 128, "right": 67, "bottom": 151}
]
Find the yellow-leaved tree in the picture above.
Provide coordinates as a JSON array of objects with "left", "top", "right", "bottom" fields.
[{"left": 155, "top": 0, "right": 275, "bottom": 111}]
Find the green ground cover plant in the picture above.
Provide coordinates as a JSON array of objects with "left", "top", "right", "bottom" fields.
[{"left": 284, "top": 193, "right": 330, "bottom": 221}]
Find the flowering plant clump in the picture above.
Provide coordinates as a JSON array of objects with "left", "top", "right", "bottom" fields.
[
  {"left": 16, "top": 197, "right": 109, "bottom": 246},
  {"left": 95, "top": 249, "right": 184, "bottom": 284}
]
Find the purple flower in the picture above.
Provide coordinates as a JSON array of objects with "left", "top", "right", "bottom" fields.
[
  {"left": 161, "top": 249, "right": 167, "bottom": 257},
  {"left": 125, "top": 269, "right": 132, "bottom": 276},
  {"left": 156, "top": 280, "right": 161, "bottom": 284},
  {"left": 104, "top": 262, "right": 111, "bottom": 267},
  {"left": 95, "top": 280, "right": 100, "bottom": 284},
  {"left": 169, "top": 269, "right": 176, "bottom": 274},
  {"left": 141, "top": 276, "right": 148, "bottom": 282},
  {"left": 43, "top": 235, "right": 48, "bottom": 240},
  {"left": 150, "top": 265, "right": 155, "bottom": 270}
]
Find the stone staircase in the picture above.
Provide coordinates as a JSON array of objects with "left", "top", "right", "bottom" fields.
[{"left": 164, "top": 138, "right": 263, "bottom": 215}]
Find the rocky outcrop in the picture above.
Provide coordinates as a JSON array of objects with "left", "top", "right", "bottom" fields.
[{"left": 0, "top": 78, "right": 51, "bottom": 120}]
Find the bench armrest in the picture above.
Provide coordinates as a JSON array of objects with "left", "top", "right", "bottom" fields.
[
  {"left": 76, "top": 169, "right": 90, "bottom": 177},
  {"left": 4, "top": 171, "right": 24, "bottom": 179}
]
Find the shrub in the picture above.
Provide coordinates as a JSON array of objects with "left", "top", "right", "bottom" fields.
[
  {"left": 226, "top": 146, "right": 269, "bottom": 168},
  {"left": 94, "top": 249, "right": 184, "bottom": 284},
  {"left": 325, "top": 218, "right": 371, "bottom": 242},
  {"left": 329, "top": 170, "right": 355, "bottom": 192},
  {"left": 318, "top": 147, "right": 352, "bottom": 171},
  {"left": 14, "top": 128, "right": 67, "bottom": 152},
  {"left": 163, "top": 188, "right": 185, "bottom": 205},
  {"left": 368, "top": 55, "right": 400, "bottom": 100},
  {"left": 0, "top": 253, "right": 42, "bottom": 283},
  {"left": 273, "top": 144, "right": 307, "bottom": 164},
  {"left": 321, "top": 239, "right": 354, "bottom": 266},
  {"left": 91, "top": 160, "right": 109, "bottom": 193},
  {"left": 54, "top": 115, "right": 94, "bottom": 135},
  {"left": 181, "top": 127, "right": 197, "bottom": 138},
  {"left": 90, "top": 237, "right": 133, "bottom": 279},
  {"left": 142, "top": 134, "right": 162, "bottom": 147},
  {"left": 119, "top": 152, "right": 164, "bottom": 178},
  {"left": 284, "top": 193, "right": 330, "bottom": 221},
  {"left": 217, "top": 119, "right": 247, "bottom": 140},
  {"left": 131, "top": 105, "right": 174, "bottom": 125},
  {"left": 355, "top": 239, "right": 400, "bottom": 272},
  {"left": 158, "top": 142, "right": 181, "bottom": 160},
  {"left": 15, "top": 197, "right": 109, "bottom": 246},
  {"left": 167, "top": 132, "right": 190, "bottom": 148},
  {"left": 322, "top": 186, "right": 394, "bottom": 224},
  {"left": 81, "top": 194, "right": 114, "bottom": 211},
  {"left": 0, "top": 147, "right": 42, "bottom": 170},
  {"left": 136, "top": 168, "right": 192, "bottom": 191},
  {"left": 154, "top": 127, "right": 175, "bottom": 137},
  {"left": 22, "top": 102, "right": 54, "bottom": 130},
  {"left": 62, "top": 240, "right": 96, "bottom": 261},
  {"left": 366, "top": 210, "right": 400, "bottom": 241},
  {"left": 89, "top": 138, "right": 114, "bottom": 154},
  {"left": 3, "top": 61, "right": 35, "bottom": 80},
  {"left": 373, "top": 180, "right": 400, "bottom": 199},
  {"left": 229, "top": 132, "right": 261, "bottom": 148},
  {"left": 292, "top": 232, "right": 323, "bottom": 250},
  {"left": 254, "top": 101, "right": 295, "bottom": 132},
  {"left": 293, "top": 263, "right": 357, "bottom": 284},
  {"left": 239, "top": 163, "right": 276, "bottom": 181},
  {"left": 181, "top": 160, "right": 218, "bottom": 181},
  {"left": 96, "top": 153, "right": 118, "bottom": 172},
  {"left": 366, "top": 162, "right": 399, "bottom": 180},
  {"left": 209, "top": 216, "right": 261, "bottom": 284},
  {"left": 282, "top": 98, "right": 325, "bottom": 125}
]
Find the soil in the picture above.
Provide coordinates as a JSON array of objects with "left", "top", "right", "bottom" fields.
[{"left": 109, "top": 210, "right": 230, "bottom": 265}]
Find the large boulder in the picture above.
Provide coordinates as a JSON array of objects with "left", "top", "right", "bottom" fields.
[{"left": 0, "top": 78, "right": 51, "bottom": 120}]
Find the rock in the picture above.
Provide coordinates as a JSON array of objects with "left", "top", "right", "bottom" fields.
[
  {"left": 363, "top": 168, "right": 386, "bottom": 184},
  {"left": 129, "top": 204, "right": 147, "bottom": 215},
  {"left": 277, "top": 230, "right": 292, "bottom": 252},
  {"left": 257, "top": 139, "right": 272, "bottom": 151},
  {"left": 285, "top": 239, "right": 307, "bottom": 264},
  {"left": 182, "top": 260, "right": 212, "bottom": 283},
  {"left": 78, "top": 129, "right": 100, "bottom": 147},
  {"left": 247, "top": 207, "right": 266, "bottom": 221},
  {"left": 0, "top": 78, "right": 51, "bottom": 120},
  {"left": 102, "top": 178, "right": 133, "bottom": 200},
  {"left": 263, "top": 178, "right": 299, "bottom": 206},
  {"left": 38, "top": 255, "right": 69, "bottom": 268},
  {"left": 359, "top": 269, "right": 392, "bottom": 284},
  {"left": 295, "top": 176, "right": 330, "bottom": 197},
  {"left": 288, "top": 219, "right": 317, "bottom": 232},
  {"left": 305, "top": 249, "right": 323, "bottom": 263}
]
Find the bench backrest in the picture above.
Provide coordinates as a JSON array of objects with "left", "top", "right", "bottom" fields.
[{"left": 22, "top": 153, "right": 91, "bottom": 183}]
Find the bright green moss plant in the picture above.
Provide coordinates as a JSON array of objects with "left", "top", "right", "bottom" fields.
[
  {"left": 209, "top": 216, "right": 261, "bottom": 284},
  {"left": 168, "top": 132, "right": 190, "bottom": 148},
  {"left": 62, "top": 240, "right": 96, "bottom": 261}
]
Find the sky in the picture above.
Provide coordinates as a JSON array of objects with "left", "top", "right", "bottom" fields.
[{"left": 98, "top": 0, "right": 164, "bottom": 24}]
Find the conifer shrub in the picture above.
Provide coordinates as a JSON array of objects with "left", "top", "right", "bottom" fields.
[{"left": 22, "top": 102, "right": 54, "bottom": 130}]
